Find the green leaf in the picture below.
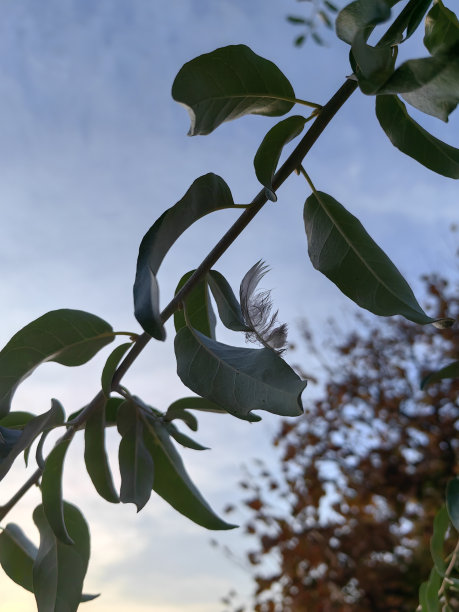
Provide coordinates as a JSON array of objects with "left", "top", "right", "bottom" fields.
[
  {"left": 447, "top": 478, "right": 459, "bottom": 532},
  {"left": 84, "top": 401, "right": 119, "bottom": 504},
  {"left": 294, "top": 34, "right": 306, "bottom": 47},
  {"left": 207, "top": 270, "right": 249, "bottom": 332},
  {"left": 41, "top": 439, "right": 73, "bottom": 545},
  {"left": 164, "top": 405, "right": 198, "bottom": 431},
  {"left": 117, "top": 401, "right": 154, "bottom": 512},
  {"left": 174, "top": 326, "right": 306, "bottom": 422},
  {"left": 0, "top": 523, "right": 97, "bottom": 603},
  {"left": 166, "top": 396, "right": 228, "bottom": 415},
  {"left": 133, "top": 174, "right": 235, "bottom": 340},
  {"left": 376, "top": 54, "right": 459, "bottom": 121},
  {"left": 0, "top": 411, "right": 35, "bottom": 428},
  {"left": 405, "top": 0, "right": 434, "bottom": 41},
  {"left": 0, "top": 523, "right": 37, "bottom": 592},
  {"left": 254, "top": 115, "right": 307, "bottom": 201},
  {"left": 101, "top": 342, "right": 133, "bottom": 397},
  {"left": 33, "top": 503, "right": 93, "bottom": 612},
  {"left": 419, "top": 580, "right": 428, "bottom": 612},
  {"left": 0, "top": 309, "right": 114, "bottom": 416},
  {"left": 163, "top": 421, "right": 208, "bottom": 451},
  {"left": 424, "top": 567, "right": 441, "bottom": 612},
  {"left": 430, "top": 505, "right": 449, "bottom": 575},
  {"left": 351, "top": 31, "right": 396, "bottom": 94},
  {"left": 172, "top": 45, "right": 295, "bottom": 136},
  {"left": 0, "top": 426, "right": 22, "bottom": 459},
  {"left": 286, "top": 15, "right": 307, "bottom": 25},
  {"left": 421, "top": 360, "right": 459, "bottom": 389},
  {"left": 0, "top": 399, "right": 65, "bottom": 481},
  {"left": 303, "top": 190, "right": 452, "bottom": 326},
  {"left": 396, "top": 56, "right": 459, "bottom": 122},
  {"left": 336, "top": 0, "right": 392, "bottom": 45},
  {"left": 174, "top": 271, "right": 216, "bottom": 338},
  {"left": 376, "top": 95, "right": 459, "bottom": 178},
  {"left": 424, "top": 1, "right": 459, "bottom": 57},
  {"left": 324, "top": 1, "right": 338, "bottom": 12},
  {"left": 142, "top": 417, "right": 236, "bottom": 530},
  {"left": 318, "top": 10, "right": 333, "bottom": 29}
]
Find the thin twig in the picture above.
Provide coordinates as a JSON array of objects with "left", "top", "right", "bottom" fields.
[{"left": 439, "top": 537, "right": 459, "bottom": 600}]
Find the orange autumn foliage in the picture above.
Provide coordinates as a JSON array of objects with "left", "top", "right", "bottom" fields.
[{"left": 232, "top": 272, "right": 459, "bottom": 612}]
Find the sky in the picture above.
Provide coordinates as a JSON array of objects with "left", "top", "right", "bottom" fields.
[{"left": 0, "top": 0, "right": 457, "bottom": 611}]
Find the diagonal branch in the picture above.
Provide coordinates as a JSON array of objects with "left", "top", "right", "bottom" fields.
[{"left": 0, "top": 0, "right": 422, "bottom": 519}]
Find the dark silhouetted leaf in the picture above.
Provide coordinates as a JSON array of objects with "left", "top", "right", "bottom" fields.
[
  {"left": 336, "top": 0, "right": 391, "bottom": 45},
  {"left": 0, "top": 309, "right": 114, "bottom": 416},
  {"left": 352, "top": 31, "right": 396, "bottom": 94},
  {"left": 294, "top": 34, "right": 306, "bottom": 47},
  {"left": 33, "top": 503, "right": 94, "bottom": 611},
  {"left": 421, "top": 360, "right": 459, "bottom": 389},
  {"left": 84, "top": 401, "right": 119, "bottom": 504},
  {"left": 0, "top": 426, "right": 22, "bottom": 459},
  {"left": 376, "top": 95, "right": 459, "bottom": 177},
  {"left": 324, "top": 1, "right": 338, "bottom": 13},
  {"left": 424, "top": 1, "right": 459, "bottom": 57},
  {"left": 174, "top": 270, "right": 216, "bottom": 338},
  {"left": 166, "top": 396, "right": 228, "bottom": 415},
  {"left": 0, "top": 521, "right": 97, "bottom": 602},
  {"left": 101, "top": 343, "right": 133, "bottom": 397},
  {"left": 143, "top": 417, "right": 236, "bottom": 529},
  {"left": 164, "top": 405, "right": 198, "bottom": 431},
  {"left": 430, "top": 505, "right": 449, "bottom": 575},
  {"left": 287, "top": 15, "right": 307, "bottom": 25},
  {"left": 117, "top": 401, "right": 154, "bottom": 512},
  {"left": 175, "top": 326, "right": 306, "bottom": 422},
  {"left": 406, "top": 0, "right": 435, "bottom": 41},
  {"left": 163, "top": 421, "right": 208, "bottom": 451},
  {"left": 133, "top": 174, "right": 235, "bottom": 340},
  {"left": 207, "top": 270, "right": 249, "bottom": 332},
  {"left": 254, "top": 115, "right": 307, "bottom": 201},
  {"left": 172, "top": 45, "right": 295, "bottom": 136},
  {"left": 0, "top": 399, "right": 65, "bottom": 481},
  {"left": 0, "top": 411, "right": 35, "bottom": 428},
  {"left": 425, "top": 567, "right": 441, "bottom": 612},
  {"left": 379, "top": 55, "right": 459, "bottom": 121},
  {"left": 447, "top": 478, "right": 459, "bottom": 532},
  {"left": 303, "top": 190, "right": 452, "bottom": 326},
  {"left": 0, "top": 523, "right": 37, "bottom": 592},
  {"left": 41, "top": 439, "right": 73, "bottom": 545}
]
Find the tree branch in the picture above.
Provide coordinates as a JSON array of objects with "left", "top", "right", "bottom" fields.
[{"left": 1, "top": 0, "right": 417, "bottom": 519}]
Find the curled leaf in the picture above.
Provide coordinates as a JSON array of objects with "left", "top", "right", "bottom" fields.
[
  {"left": 240, "top": 261, "right": 288, "bottom": 354},
  {"left": 133, "top": 174, "right": 235, "bottom": 340}
]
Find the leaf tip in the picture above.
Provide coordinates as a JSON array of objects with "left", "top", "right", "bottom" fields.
[
  {"left": 432, "top": 317, "right": 455, "bottom": 329},
  {"left": 265, "top": 187, "right": 277, "bottom": 202}
]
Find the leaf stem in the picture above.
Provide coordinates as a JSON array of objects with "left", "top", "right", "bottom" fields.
[
  {"left": 0, "top": 467, "right": 42, "bottom": 521},
  {"left": 298, "top": 165, "right": 318, "bottom": 194}
]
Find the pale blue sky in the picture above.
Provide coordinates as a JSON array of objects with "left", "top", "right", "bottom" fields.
[{"left": 0, "top": 1, "right": 457, "bottom": 610}]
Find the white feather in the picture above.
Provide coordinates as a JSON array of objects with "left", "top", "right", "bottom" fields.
[{"left": 239, "top": 260, "right": 288, "bottom": 354}]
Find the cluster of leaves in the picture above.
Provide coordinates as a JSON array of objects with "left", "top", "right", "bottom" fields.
[
  {"left": 0, "top": 0, "right": 457, "bottom": 609},
  {"left": 227, "top": 271, "right": 459, "bottom": 611},
  {"left": 286, "top": 0, "right": 341, "bottom": 47}
]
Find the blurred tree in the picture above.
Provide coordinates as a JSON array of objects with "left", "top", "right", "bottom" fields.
[
  {"left": 226, "top": 266, "right": 459, "bottom": 611},
  {"left": 286, "top": 0, "right": 341, "bottom": 47}
]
